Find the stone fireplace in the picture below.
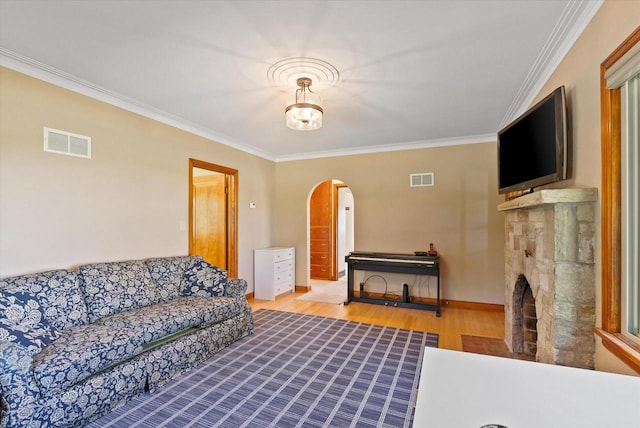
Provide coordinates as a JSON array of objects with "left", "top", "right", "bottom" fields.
[{"left": 498, "top": 188, "right": 597, "bottom": 369}]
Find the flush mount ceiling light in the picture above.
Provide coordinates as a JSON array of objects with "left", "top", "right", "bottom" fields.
[
  {"left": 285, "top": 77, "right": 323, "bottom": 131},
  {"left": 267, "top": 57, "right": 339, "bottom": 131}
]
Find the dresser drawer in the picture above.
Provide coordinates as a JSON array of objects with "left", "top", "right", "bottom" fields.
[
  {"left": 310, "top": 227, "right": 330, "bottom": 240},
  {"left": 310, "top": 240, "right": 329, "bottom": 252},
  {"left": 275, "top": 282, "right": 293, "bottom": 296},
  {"left": 273, "top": 249, "right": 294, "bottom": 262},
  {"left": 311, "top": 265, "right": 330, "bottom": 279},
  {"left": 274, "top": 259, "right": 293, "bottom": 273},
  {"left": 274, "top": 269, "right": 293, "bottom": 283},
  {"left": 310, "top": 253, "right": 329, "bottom": 266}
]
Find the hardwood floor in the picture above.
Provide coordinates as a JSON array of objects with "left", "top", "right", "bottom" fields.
[{"left": 249, "top": 291, "right": 505, "bottom": 351}]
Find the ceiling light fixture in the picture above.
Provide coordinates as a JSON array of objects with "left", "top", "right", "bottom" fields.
[{"left": 285, "top": 77, "right": 323, "bottom": 131}]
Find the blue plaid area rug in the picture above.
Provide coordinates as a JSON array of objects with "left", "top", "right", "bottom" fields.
[{"left": 88, "top": 309, "right": 438, "bottom": 428}]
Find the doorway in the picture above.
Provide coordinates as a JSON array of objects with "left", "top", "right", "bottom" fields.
[
  {"left": 189, "top": 158, "right": 238, "bottom": 277},
  {"left": 336, "top": 184, "right": 354, "bottom": 278},
  {"left": 308, "top": 179, "right": 354, "bottom": 281}
]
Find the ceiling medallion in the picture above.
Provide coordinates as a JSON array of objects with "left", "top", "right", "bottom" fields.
[
  {"left": 267, "top": 57, "right": 339, "bottom": 92},
  {"left": 268, "top": 58, "right": 338, "bottom": 131}
]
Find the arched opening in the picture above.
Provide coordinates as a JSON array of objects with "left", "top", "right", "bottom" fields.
[
  {"left": 511, "top": 274, "right": 537, "bottom": 357},
  {"left": 302, "top": 179, "right": 354, "bottom": 303}
]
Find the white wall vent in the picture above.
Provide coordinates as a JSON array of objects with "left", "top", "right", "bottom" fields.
[
  {"left": 410, "top": 172, "right": 434, "bottom": 187},
  {"left": 44, "top": 127, "right": 91, "bottom": 158}
]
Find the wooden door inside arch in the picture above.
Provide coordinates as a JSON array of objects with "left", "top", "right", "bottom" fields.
[
  {"left": 189, "top": 158, "right": 238, "bottom": 277},
  {"left": 309, "top": 180, "right": 354, "bottom": 281},
  {"left": 310, "top": 180, "right": 334, "bottom": 280}
]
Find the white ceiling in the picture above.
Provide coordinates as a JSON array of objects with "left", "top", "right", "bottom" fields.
[{"left": 0, "top": 0, "right": 602, "bottom": 161}]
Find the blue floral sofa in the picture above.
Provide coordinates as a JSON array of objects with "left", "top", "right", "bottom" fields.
[{"left": 0, "top": 255, "right": 254, "bottom": 427}]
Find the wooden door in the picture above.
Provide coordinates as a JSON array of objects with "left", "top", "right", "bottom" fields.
[
  {"left": 310, "top": 180, "right": 334, "bottom": 280},
  {"left": 192, "top": 174, "right": 227, "bottom": 269},
  {"left": 189, "top": 159, "right": 238, "bottom": 277}
]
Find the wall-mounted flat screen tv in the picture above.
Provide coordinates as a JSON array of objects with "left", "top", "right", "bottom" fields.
[{"left": 498, "top": 86, "right": 569, "bottom": 195}]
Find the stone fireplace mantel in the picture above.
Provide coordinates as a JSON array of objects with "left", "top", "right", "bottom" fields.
[
  {"left": 498, "top": 188, "right": 597, "bottom": 368},
  {"left": 498, "top": 188, "right": 597, "bottom": 211}
]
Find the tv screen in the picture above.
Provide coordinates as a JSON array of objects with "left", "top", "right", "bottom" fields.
[{"left": 498, "top": 86, "right": 568, "bottom": 195}]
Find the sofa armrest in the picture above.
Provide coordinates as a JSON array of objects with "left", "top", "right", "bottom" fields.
[
  {"left": 0, "top": 342, "right": 41, "bottom": 425},
  {"left": 224, "top": 278, "right": 248, "bottom": 298}
]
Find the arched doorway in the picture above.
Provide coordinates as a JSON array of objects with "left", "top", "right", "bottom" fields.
[{"left": 308, "top": 179, "right": 354, "bottom": 281}]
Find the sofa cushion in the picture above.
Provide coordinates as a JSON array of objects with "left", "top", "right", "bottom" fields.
[
  {"left": 78, "top": 260, "right": 160, "bottom": 322},
  {"left": 182, "top": 259, "right": 227, "bottom": 297},
  {"left": 95, "top": 299, "right": 205, "bottom": 344},
  {"left": 145, "top": 255, "right": 201, "bottom": 302},
  {"left": 224, "top": 278, "right": 248, "bottom": 298},
  {"left": 0, "top": 289, "right": 61, "bottom": 356},
  {"left": 183, "top": 295, "right": 248, "bottom": 325},
  {"left": 33, "top": 356, "right": 148, "bottom": 428},
  {"left": 32, "top": 323, "right": 145, "bottom": 393},
  {"left": 0, "top": 270, "right": 88, "bottom": 330}
]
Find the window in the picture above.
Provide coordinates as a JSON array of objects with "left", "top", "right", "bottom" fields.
[
  {"left": 597, "top": 27, "right": 640, "bottom": 373},
  {"left": 622, "top": 73, "right": 639, "bottom": 343}
]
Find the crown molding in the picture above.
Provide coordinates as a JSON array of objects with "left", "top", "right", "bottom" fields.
[
  {"left": 274, "top": 133, "right": 497, "bottom": 162},
  {"left": 498, "top": 0, "right": 604, "bottom": 129}
]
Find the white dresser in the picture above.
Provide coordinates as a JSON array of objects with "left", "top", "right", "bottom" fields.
[{"left": 254, "top": 247, "right": 295, "bottom": 300}]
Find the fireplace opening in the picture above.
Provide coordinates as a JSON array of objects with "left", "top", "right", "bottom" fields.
[
  {"left": 522, "top": 286, "right": 537, "bottom": 357},
  {"left": 511, "top": 274, "right": 537, "bottom": 357}
]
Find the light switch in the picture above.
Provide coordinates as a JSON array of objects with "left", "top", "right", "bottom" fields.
[{"left": 249, "top": 202, "right": 256, "bottom": 209}]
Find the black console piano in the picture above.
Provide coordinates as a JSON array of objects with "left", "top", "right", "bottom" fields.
[{"left": 344, "top": 251, "right": 441, "bottom": 316}]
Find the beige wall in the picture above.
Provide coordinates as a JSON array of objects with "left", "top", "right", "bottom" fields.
[
  {"left": 0, "top": 67, "right": 276, "bottom": 290},
  {"left": 532, "top": 0, "right": 639, "bottom": 375},
  {"left": 276, "top": 142, "right": 506, "bottom": 304}
]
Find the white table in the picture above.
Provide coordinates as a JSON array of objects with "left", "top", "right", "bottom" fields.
[{"left": 414, "top": 348, "right": 640, "bottom": 428}]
